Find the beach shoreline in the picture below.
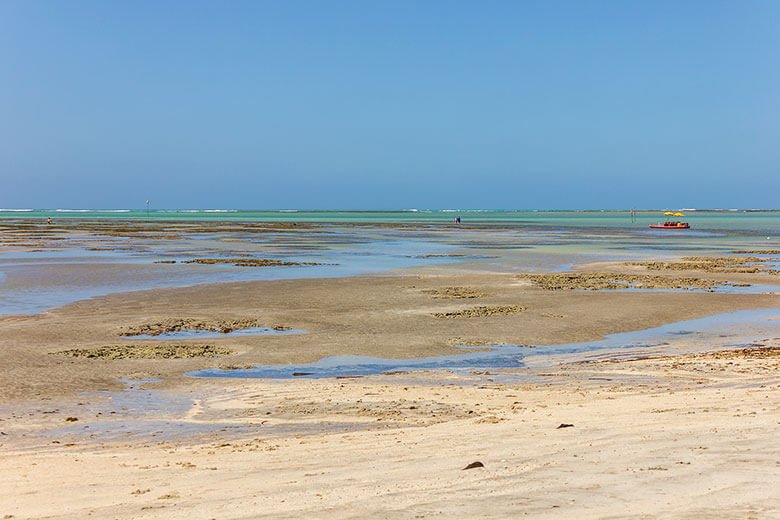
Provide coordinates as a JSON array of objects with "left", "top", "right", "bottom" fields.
[
  {"left": 2, "top": 338, "right": 779, "bottom": 519},
  {"left": 1, "top": 219, "right": 779, "bottom": 518}
]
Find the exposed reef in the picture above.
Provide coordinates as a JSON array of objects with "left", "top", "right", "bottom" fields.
[
  {"left": 183, "top": 258, "right": 320, "bottom": 267},
  {"left": 446, "top": 337, "right": 503, "bottom": 347},
  {"left": 422, "top": 287, "right": 488, "bottom": 299},
  {"left": 432, "top": 305, "right": 525, "bottom": 319},
  {"left": 519, "top": 272, "right": 727, "bottom": 291},
  {"left": 630, "top": 256, "right": 776, "bottom": 274},
  {"left": 412, "top": 253, "right": 467, "bottom": 258},
  {"left": 120, "top": 318, "right": 291, "bottom": 337},
  {"left": 54, "top": 344, "right": 232, "bottom": 360}
]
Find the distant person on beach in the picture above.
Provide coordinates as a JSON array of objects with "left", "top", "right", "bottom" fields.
[
  {"left": 455, "top": 216, "right": 461, "bottom": 224},
  {"left": 47, "top": 217, "right": 52, "bottom": 225}
]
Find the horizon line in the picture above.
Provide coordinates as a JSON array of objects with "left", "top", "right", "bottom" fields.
[{"left": 2, "top": 208, "right": 780, "bottom": 213}]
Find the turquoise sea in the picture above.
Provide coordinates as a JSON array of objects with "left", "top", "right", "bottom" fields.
[
  {"left": 1, "top": 209, "right": 779, "bottom": 316},
  {"left": 1, "top": 209, "right": 780, "bottom": 234}
]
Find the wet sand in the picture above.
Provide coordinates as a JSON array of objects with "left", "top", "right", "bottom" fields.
[
  {"left": 1, "top": 269, "right": 778, "bottom": 401},
  {"left": 2, "top": 342, "right": 779, "bottom": 519},
  {"left": 1, "top": 220, "right": 780, "bottom": 518}
]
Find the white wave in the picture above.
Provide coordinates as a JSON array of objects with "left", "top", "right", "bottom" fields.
[
  {"left": 279, "top": 209, "right": 299, "bottom": 213},
  {"left": 203, "top": 209, "right": 238, "bottom": 213},
  {"left": 0, "top": 208, "right": 33, "bottom": 212},
  {"left": 103, "top": 209, "right": 131, "bottom": 213},
  {"left": 55, "top": 209, "right": 91, "bottom": 212}
]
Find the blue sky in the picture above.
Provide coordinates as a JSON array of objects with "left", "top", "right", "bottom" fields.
[{"left": 1, "top": 1, "right": 778, "bottom": 209}]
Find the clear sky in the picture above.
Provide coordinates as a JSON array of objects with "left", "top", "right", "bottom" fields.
[{"left": 1, "top": 1, "right": 778, "bottom": 210}]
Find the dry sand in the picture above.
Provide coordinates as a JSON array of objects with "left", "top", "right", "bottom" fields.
[{"left": 2, "top": 344, "right": 779, "bottom": 519}]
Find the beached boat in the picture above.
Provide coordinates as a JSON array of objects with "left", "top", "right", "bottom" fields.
[{"left": 649, "top": 212, "right": 690, "bottom": 229}]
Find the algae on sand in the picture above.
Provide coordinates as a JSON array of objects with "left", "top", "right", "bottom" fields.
[
  {"left": 432, "top": 305, "right": 526, "bottom": 319},
  {"left": 54, "top": 344, "right": 232, "bottom": 360},
  {"left": 519, "top": 272, "right": 726, "bottom": 291},
  {"left": 120, "top": 318, "right": 291, "bottom": 337},
  {"left": 183, "top": 258, "right": 320, "bottom": 267},
  {"left": 422, "top": 287, "right": 488, "bottom": 299}
]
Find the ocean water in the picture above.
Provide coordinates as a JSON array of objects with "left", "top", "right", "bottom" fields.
[
  {"left": 2, "top": 208, "right": 780, "bottom": 234},
  {"left": 1, "top": 210, "right": 779, "bottom": 316}
]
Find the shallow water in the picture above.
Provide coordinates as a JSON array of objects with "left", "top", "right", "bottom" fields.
[
  {"left": 44, "top": 379, "right": 233, "bottom": 444},
  {"left": 191, "top": 308, "right": 780, "bottom": 379},
  {"left": 0, "top": 230, "right": 462, "bottom": 315},
  {"left": 2, "top": 215, "right": 780, "bottom": 316},
  {"left": 44, "top": 378, "right": 364, "bottom": 444},
  {"left": 3, "top": 209, "right": 780, "bottom": 233}
]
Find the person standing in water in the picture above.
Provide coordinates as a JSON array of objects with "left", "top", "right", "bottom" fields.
[{"left": 455, "top": 216, "right": 461, "bottom": 224}]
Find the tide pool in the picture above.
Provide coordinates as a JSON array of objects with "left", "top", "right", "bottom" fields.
[{"left": 190, "top": 308, "right": 780, "bottom": 379}]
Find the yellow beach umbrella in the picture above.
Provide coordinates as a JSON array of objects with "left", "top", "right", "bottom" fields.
[
  {"left": 663, "top": 212, "right": 675, "bottom": 216},
  {"left": 673, "top": 212, "right": 685, "bottom": 217}
]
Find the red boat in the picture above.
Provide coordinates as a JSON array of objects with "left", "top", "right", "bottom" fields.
[
  {"left": 649, "top": 212, "right": 690, "bottom": 229},
  {"left": 649, "top": 222, "right": 690, "bottom": 229}
]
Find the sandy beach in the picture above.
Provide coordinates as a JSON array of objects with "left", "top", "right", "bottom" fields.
[
  {"left": 1, "top": 220, "right": 779, "bottom": 519},
  {"left": 6, "top": 0, "right": 780, "bottom": 515},
  {"left": 2, "top": 344, "right": 779, "bottom": 519}
]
